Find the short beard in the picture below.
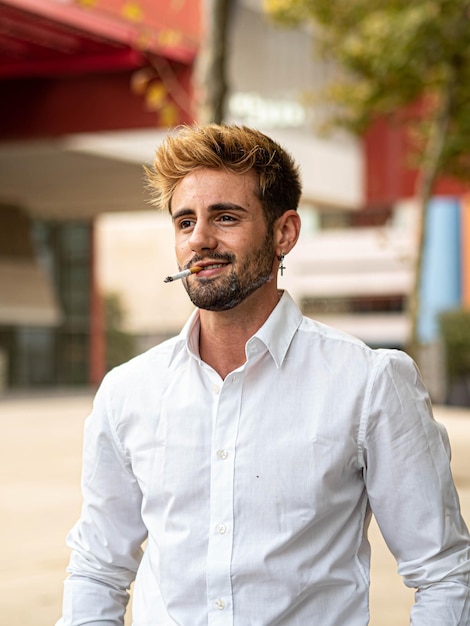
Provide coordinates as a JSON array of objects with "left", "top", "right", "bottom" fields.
[{"left": 183, "top": 230, "right": 276, "bottom": 312}]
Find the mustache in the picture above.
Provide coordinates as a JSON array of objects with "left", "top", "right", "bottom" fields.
[{"left": 186, "top": 252, "right": 235, "bottom": 269}]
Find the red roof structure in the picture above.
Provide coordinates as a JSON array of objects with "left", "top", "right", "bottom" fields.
[{"left": 0, "top": 0, "right": 200, "bottom": 137}]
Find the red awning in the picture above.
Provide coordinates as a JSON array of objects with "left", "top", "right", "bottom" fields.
[{"left": 0, "top": 0, "right": 199, "bottom": 79}]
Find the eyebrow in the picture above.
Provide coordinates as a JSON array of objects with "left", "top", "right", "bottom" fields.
[{"left": 171, "top": 202, "right": 248, "bottom": 221}]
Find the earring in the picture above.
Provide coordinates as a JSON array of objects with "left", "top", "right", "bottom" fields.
[{"left": 278, "top": 252, "right": 286, "bottom": 276}]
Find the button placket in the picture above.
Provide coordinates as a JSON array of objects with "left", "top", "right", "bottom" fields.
[{"left": 206, "top": 375, "right": 242, "bottom": 625}]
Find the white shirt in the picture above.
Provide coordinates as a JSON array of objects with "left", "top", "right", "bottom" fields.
[{"left": 59, "top": 291, "right": 470, "bottom": 625}]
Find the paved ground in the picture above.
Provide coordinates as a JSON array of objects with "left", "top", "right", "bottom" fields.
[{"left": 1, "top": 390, "right": 469, "bottom": 626}]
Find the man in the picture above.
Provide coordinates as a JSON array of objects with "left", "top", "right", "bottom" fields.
[{"left": 57, "top": 124, "right": 470, "bottom": 625}]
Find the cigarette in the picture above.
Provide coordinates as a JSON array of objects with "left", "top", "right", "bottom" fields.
[{"left": 164, "top": 266, "right": 202, "bottom": 283}]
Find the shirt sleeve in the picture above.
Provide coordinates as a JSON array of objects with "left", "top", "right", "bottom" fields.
[
  {"left": 58, "top": 371, "right": 148, "bottom": 626},
  {"left": 362, "top": 350, "right": 470, "bottom": 625}
]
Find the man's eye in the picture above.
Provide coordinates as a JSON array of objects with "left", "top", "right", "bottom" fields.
[
  {"left": 219, "top": 215, "right": 236, "bottom": 222},
  {"left": 179, "top": 219, "right": 193, "bottom": 229}
]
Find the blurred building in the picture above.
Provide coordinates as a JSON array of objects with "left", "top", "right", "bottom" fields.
[
  {"left": 1, "top": 0, "right": 469, "bottom": 401},
  {"left": 364, "top": 115, "right": 470, "bottom": 401},
  {"left": 0, "top": 0, "right": 198, "bottom": 388}
]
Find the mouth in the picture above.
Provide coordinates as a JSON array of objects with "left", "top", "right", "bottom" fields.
[
  {"left": 199, "top": 262, "right": 227, "bottom": 270},
  {"left": 192, "top": 261, "right": 230, "bottom": 276}
]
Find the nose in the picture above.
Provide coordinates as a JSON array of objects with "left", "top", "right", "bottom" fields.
[{"left": 188, "top": 218, "right": 217, "bottom": 254}]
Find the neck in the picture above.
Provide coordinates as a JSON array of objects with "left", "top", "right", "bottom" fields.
[{"left": 198, "top": 286, "right": 282, "bottom": 379}]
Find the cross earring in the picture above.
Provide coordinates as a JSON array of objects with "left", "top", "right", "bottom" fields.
[{"left": 278, "top": 252, "right": 286, "bottom": 276}]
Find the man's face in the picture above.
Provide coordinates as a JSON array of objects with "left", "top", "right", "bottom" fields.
[{"left": 171, "top": 168, "right": 277, "bottom": 311}]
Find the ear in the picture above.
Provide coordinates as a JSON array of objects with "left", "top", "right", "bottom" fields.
[{"left": 274, "top": 210, "right": 301, "bottom": 256}]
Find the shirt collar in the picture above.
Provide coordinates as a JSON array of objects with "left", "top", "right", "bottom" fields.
[
  {"left": 169, "top": 290, "right": 303, "bottom": 369},
  {"left": 249, "top": 291, "right": 303, "bottom": 368},
  {"left": 168, "top": 307, "right": 200, "bottom": 365}
]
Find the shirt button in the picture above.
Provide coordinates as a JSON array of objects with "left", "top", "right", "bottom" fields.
[
  {"left": 217, "top": 449, "right": 228, "bottom": 460},
  {"left": 211, "top": 383, "right": 220, "bottom": 394},
  {"left": 216, "top": 523, "right": 227, "bottom": 534},
  {"left": 215, "top": 598, "right": 225, "bottom": 610}
]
